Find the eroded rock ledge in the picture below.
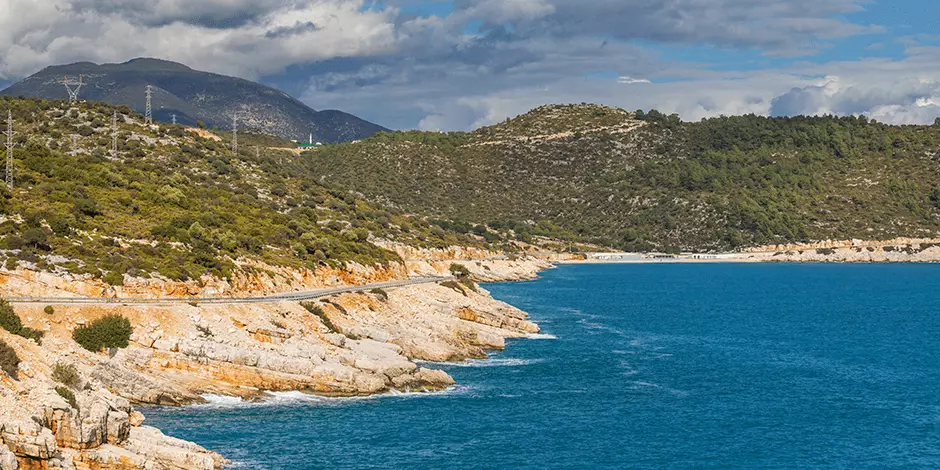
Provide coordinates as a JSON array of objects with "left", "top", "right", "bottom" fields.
[{"left": 0, "top": 254, "right": 549, "bottom": 469}]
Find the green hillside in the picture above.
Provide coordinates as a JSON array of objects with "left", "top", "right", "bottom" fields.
[
  {"left": 306, "top": 104, "right": 940, "bottom": 252},
  {"left": 0, "top": 96, "right": 504, "bottom": 284}
]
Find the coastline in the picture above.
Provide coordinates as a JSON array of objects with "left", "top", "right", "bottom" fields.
[
  {"left": 0, "top": 250, "right": 551, "bottom": 469},
  {"left": 560, "top": 237, "right": 940, "bottom": 264},
  {"left": 3, "top": 235, "right": 938, "bottom": 468}
]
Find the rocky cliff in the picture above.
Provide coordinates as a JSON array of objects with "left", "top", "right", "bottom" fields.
[
  {"left": 741, "top": 237, "right": 940, "bottom": 263},
  {"left": 0, "top": 252, "right": 548, "bottom": 469}
]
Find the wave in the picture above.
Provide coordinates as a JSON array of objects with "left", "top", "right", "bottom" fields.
[
  {"left": 194, "top": 385, "right": 474, "bottom": 409},
  {"left": 630, "top": 381, "right": 689, "bottom": 398},
  {"left": 226, "top": 459, "right": 272, "bottom": 470},
  {"left": 194, "top": 393, "right": 361, "bottom": 409},
  {"left": 524, "top": 333, "right": 557, "bottom": 340},
  {"left": 198, "top": 394, "right": 247, "bottom": 407},
  {"left": 417, "top": 358, "right": 545, "bottom": 368}
]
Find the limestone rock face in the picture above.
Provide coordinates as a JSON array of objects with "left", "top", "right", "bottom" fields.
[
  {"left": 0, "top": 443, "right": 16, "bottom": 470},
  {"left": 414, "top": 368, "right": 456, "bottom": 387},
  {"left": 123, "top": 426, "right": 225, "bottom": 470},
  {"left": 40, "top": 390, "right": 132, "bottom": 450},
  {"left": 0, "top": 420, "right": 57, "bottom": 461},
  {"left": 0, "top": 253, "right": 548, "bottom": 469},
  {"left": 91, "top": 358, "right": 202, "bottom": 406}
]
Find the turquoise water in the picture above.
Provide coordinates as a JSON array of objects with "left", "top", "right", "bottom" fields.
[{"left": 144, "top": 264, "right": 940, "bottom": 469}]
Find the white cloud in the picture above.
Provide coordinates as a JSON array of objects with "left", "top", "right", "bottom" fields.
[
  {"left": 617, "top": 76, "right": 651, "bottom": 84},
  {"left": 0, "top": 0, "right": 402, "bottom": 79},
  {"left": 6, "top": 0, "right": 940, "bottom": 131}
]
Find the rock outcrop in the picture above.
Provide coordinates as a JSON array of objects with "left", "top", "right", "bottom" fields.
[
  {"left": 735, "top": 237, "right": 940, "bottom": 263},
  {"left": 0, "top": 369, "right": 224, "bottom": 469},
  {"left": 0, "top": 253, "right": 548, "bottom": 468}
]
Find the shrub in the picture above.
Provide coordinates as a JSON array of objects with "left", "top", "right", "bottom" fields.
[
  {"left": 449, "top": 263, "right": 471, "bottom": 277},
  {"left": 44, "top": 306, "right": 55, "bottom": 315},
  {"left": 52, "top": 362, "right": 82, "bottom": 388},
  {"left": 0, "top": 340, "right": 19, "bottom": 379},
  {"left": 102, "top": 270, "right": 124, "bottom": 286},
  {"left": 0, "top": 299, "right": 23, "bottom": 333},
  {"left": 369, "top": 288, "right": 389, "bottom": 301},
  {"left": 458, "top": 276, "right": 479, "bottom": 293},
  {"left": 72, "top": 314, "right": 133, "bottom": 352},
  {"left": 0, "top": 298, "right": 45, "bottom": 344},
  {"left": 301, "top": 302, "right": 339, "bottom": 333},
  {"left": 55, "top": 386, "right": 78, "bottom": 409},
  {"left": 72, "top": 198, "right": 102, "bottom": 217},
  {"left": 195, "top": 324, "right": 213, "bottom": 337},
  {"left": 440, "top": 280, "right": 466, "bottom": 295}
]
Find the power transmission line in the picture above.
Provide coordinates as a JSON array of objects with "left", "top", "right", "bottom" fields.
[
  {"left": 145, "top": 85, "right": 153, "bottom": 125},
  {"left": 3, "top": 111, "right": 15, "bottom": 187},
  {"left": 232, "top": 112, "right": 238, "bottom": 154},
  {"left": 61, "top": 75, "right": 83, "bottom": 104},
  {"left": 112, "top": 111, "right": 119, "bottom": 156}
]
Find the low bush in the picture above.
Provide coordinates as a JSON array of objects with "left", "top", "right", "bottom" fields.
[
  {"left": 72, "top": 314, "right": 133, "bottom": 352},
  {"left": 0, "top": 340, "right": 19, "bottom": 379},
  {"left": 102, "top": 270, "right": 124, "bottom": 286},
  {"left": 301, "top": 302, "right": 339, "bottom": 333},
  {"left": 458, "top": 276, "right": 479, "bottom": 293},
  {"left": 195, "top": 324, "right": 213, "bottom": 337},
  {"left": 439, "top": 280, "right": 466, "bottom": 295},
  {"left": 44, "top": 305, "right": 55, "bottom": 315},
  {"left": 369, "top": 288, "right": 389, "bottom": 301},
  {"left": 55, "top": 386, "right": 78, "bottom": 409},
  {"left": 52, "top": 362, "right": 82, "bottom": 388},
  {"left": 0, "top": 298, "right": 45, "bottom": 344},
  {"left": 449, "top": 263, "right": 471, "bottom": 277}
]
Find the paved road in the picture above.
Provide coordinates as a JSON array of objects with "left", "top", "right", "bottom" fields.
[{"left": 5, "top": 276, "right": 452, "bottom": 306}]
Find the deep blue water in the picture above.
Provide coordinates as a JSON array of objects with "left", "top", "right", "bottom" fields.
[{"left": 144, "top": 264, "right": 940, "bottom": 469}]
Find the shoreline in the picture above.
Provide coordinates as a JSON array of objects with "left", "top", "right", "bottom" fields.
[
  {"left": 0, "top": 254, "right": 550, "bottom": 469},
  {"left": 4, "top": 238, "right": 938, "bottom": 469}
]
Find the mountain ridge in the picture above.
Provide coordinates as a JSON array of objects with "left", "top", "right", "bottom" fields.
[
  {"left": 1, "top": 58, "right": 387, "bottom": 143},
  {"left": 304, "top": 103, "right": 940, "bottom": 252}
]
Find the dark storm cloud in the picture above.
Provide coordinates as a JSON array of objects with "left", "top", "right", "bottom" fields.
[
  {"left": 265, "top": 21, "right": 320, "bottom": 39},
  {"left": 445, "top": 0, "right": 873, "bottom": 51},
  {"left": 67, "top": 0, "right": 299, "bottom": 28}
]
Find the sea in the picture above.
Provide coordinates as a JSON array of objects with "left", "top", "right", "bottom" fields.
[{"left": 143, "top": 263, "right": 940, "bottom": 469}]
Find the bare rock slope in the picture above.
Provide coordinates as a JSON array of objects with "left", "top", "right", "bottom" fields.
[{"left": 0, "top": 252, "right": 550, "bottom": 469}]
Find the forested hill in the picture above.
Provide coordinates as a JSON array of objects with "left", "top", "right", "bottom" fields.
[
  {"left": 0, "top": 96, "right": 526, "bottom": 285},
  {"left": 306, "top": 104, "right": 940, "bottom": 252}
]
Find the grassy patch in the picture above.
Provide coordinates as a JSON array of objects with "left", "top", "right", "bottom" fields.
[{"left": 52, "top": 362, "right": 82, "bottom": 388}]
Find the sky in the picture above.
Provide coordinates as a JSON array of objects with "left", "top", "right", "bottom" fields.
[{"left": 2, "top": 0, "right": 940, "bottom": 131}]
